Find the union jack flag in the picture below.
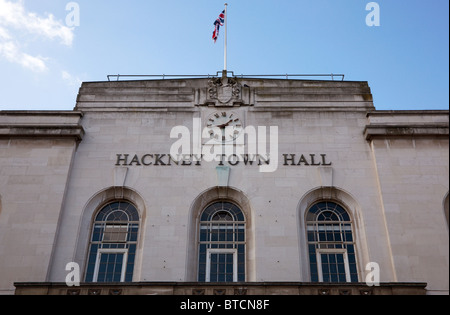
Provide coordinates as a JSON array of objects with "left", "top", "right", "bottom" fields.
[{"left": 212, "top": 10, "right": 225, "bottom": 43}]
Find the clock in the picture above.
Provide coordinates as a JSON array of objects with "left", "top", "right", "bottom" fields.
[{"left": 206, "top": 111, "right": 243, "bottom": 142}]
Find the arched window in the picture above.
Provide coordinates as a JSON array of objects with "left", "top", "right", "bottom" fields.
[
  {"left": 198, "top": 201, "right": 246, "bottom": 282},
  {"left": 85, "top": 201, "right": 140, "bottom": 283},
  {"left": 306, "top": 201, "right": 358, "bottom": 283}
]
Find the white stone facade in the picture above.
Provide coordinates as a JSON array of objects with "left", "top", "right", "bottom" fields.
[{"left": 0, "top": 78, "right": 448, "bottom": 295}]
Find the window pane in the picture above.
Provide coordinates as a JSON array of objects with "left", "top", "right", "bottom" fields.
[
  {"left": 200, "top": 228, "right": 207, "bottom": 242},
  {"left": 213, "top": 211, "right": 233, "bottom": 221},
  {"left": 321, "top": 253, "right": 346, "bottom": 283},
  {"left": 208, "top": 253, "right": 236, "bottom": 283},
  {"left": 311, "top": 271, "right": 319, "bottom": 282},
  {"left": 129, "top": 225, "right": 139, "bottom": 242}
]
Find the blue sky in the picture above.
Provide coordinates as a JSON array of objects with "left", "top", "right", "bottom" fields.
[{"left": 0, "top": 0, "right": 448, "bottom": 111}]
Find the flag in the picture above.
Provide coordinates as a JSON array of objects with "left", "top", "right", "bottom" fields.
[{"left": 212, "top": 10, "right": 225, "bottom": 43}]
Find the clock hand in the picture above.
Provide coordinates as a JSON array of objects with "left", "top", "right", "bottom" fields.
[{"left": 214, "top": 119, "right": 233, "bottom": 128}]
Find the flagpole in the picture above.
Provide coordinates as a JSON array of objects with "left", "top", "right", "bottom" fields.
[{"left": 224, "top": 3, "right": 228, "bottom": 74}]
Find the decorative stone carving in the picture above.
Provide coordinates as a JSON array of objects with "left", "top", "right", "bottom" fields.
[
  {"left": 234, "top": 288, "right": 248, "bottom": 295},
  {"left": 207, "top": 76, "right": 242, "bottom": 107},
  {"left": 192, "top": 289, "right": 205, "bottom": 295}
]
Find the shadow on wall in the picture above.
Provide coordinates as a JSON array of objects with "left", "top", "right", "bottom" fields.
[{"left": 444, "top": 192, "right": 449, "bottom": 229}]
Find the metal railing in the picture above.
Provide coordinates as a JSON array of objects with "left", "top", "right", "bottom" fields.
[{"left": 107, "top": 71, "right": 345, "bottom": 82}]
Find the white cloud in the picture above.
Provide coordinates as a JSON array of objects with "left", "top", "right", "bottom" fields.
[
  {"left": 0, "top": 0, "right": 74, "bottom": 46},
  {"left": 0, "top": 40, "right": 47, "bottom": 72},
  {"left": 0, "top": 26, "right": 11, "bottom": 40},
  {"left": 0, "top": 0, "right": 74, "bottom": 72}
]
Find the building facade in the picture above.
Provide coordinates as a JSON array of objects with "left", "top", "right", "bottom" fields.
[{"left": 1, "top": 75, "right": 448, "bottom": 295}]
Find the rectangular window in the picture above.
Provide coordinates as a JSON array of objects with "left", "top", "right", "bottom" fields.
[
  {"left": 93, "top": 249, "right": 128, "bottom": 282},
  {"left": 206, "top": 249, "right": 237, "bottom": 282},
  {"left": 198, "top": 224, "right": 246, "bottom": 282},
  {"left": 316, "top": 249, "right": 351, "bottom": 283},
  {"left": 102, "top": 225, "right": 129, "bottom": 243}
]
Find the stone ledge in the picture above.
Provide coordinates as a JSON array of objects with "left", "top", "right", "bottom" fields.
[
  {"left": 0, "top": 111, "right": 83, "bottom": 125},
  {"left": 0, "top": 125, "right": 85, "bottom": 141},
  {"left": 0, "top": 110, "right": 83, "bottom": 116},
  {"left": 364, "top": 124, "right": 449, "bottom": 140},
  {"left": 14, "top": 282, "right": 428, "bottom": 295}
]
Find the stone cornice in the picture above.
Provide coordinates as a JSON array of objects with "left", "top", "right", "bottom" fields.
[
  {"left": 364, "top": 124, "right": 449, "bottom": 140},
  {"left": 0, "top": 124, "right": 84, "bottom": 141},
  {"left": 0, "top": 111, "right": 84, "bottom": 141},
  {"left": 365, "top": 110, "right": 449, "bottom": 140}
]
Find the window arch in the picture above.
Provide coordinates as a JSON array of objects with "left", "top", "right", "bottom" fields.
[
  {"left": 85, "top": 201, "right": 140, "bottom": 283},
  {"left": 198, "top": 201, "right": 246, "bottom": 282},
  {"left": 306, "top": 201, "right": 359, "bottom": 283}
]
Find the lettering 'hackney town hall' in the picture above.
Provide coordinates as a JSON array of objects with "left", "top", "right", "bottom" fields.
[{"left": 0, "top": 73, "right": 448, "bottom": 295}]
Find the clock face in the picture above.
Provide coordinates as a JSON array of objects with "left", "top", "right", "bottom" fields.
[{"left": 206, "top": 111, "right": 243, "bottom": 142}]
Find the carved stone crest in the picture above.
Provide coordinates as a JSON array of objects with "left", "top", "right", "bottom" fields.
[{"left": 207, "top": 76, "right": 241, "bottom": 106}]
